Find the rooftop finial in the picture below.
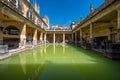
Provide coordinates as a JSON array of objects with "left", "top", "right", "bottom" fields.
[{"left": 90, "top": 4, "right": 94, "bottom": 13}]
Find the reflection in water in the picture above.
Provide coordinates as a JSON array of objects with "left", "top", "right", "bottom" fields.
[
  {"left": 33, "top": 49, "right": 38, "bottom": 63},
  {"left": 53, "top": 44, "right": 55, "bottom": 55},
  {"left": 44, "top": 45, "right": 46, "bottom": 54},
  {"left": 62, "top": 45, "right": 65, "bottom": 54},
  {"left": 19, "top": 53, "right": 26, "bottom": 75},
  {"left": 0, "top": 45, "right": 120, "bottom": 80},
  {"left": 40, "top": 48, "right": 43, "bottom": 57}
]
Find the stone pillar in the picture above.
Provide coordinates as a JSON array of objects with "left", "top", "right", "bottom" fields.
[
  {"left": 22, "top": 1, "right": 28, "bottom": 17},
  {"left": 44, "top": 33, "right": 46, "bottom": 45},
  {"left": 40, "top": 32, "right": 43, "bottom": 41},
  {"left": 80, "top": 28, "right": 82, "bottom": 41},
  {"left": 33, "top": 29, "right": 38, "bottom": 46},
  {"left": 0, "top": 29, "right": 3, "bottom": 45},
  {"left": 90, "top": 23, "right": 94, "bottom": 44},
  {"left": 72, "top": 34, "right": 74, "bottom": 42},
  {"left": 63, "top": 33, "right": 65, "bottom": 44},
  {"left": 75, "top": 32, "right": 77, "bottom": 44},
  {"left": 117, "top": 8, "right": 120, "bottom": 42},
  {"left": 19, "top": 23, "right": 26, "bottom": 48},
  {"left": 53, "top": 33, "right": 55, "bottom": 44}
]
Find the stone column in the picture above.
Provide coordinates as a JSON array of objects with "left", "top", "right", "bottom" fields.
[
  {"left": 40, "top": 32, "right": 43, "bottom": 41},
  {"left": 53, "top": 33, "right": 55, "bottom": 44},
  {"left": 75, "top": 32, "right": 77, "bottom": 44},
  {"left": 90, "top": 23, "right": 94, "bottom": 43},
  {"left": 19, "top": 23, "right": 26, "bottom": 48},
  {"left": 72, "top": 34, "right": 74, "bottom": 42},
  {"left": 63, "top": 33, "right": 65, "bottom": 44},
  {"left": 33, "top": 29, "right": 38, "bottom": 46},
  {"left": 44, "top": 33, "right": 46, "bottom": 45},
  {"left": 21, "top": 1, "right": 28, "bottom": 17},
  {"left": 90, "top": 23, "right": 94, "bottom": 48},
  {"left": 117, "top": 8, "right": 120, "bottom": 42},
  {"left": 0, "top": 29, "right": 3, "bottom": 45},
  {"left": 80, "top": 28, "right": 82, "bottom": 41}
]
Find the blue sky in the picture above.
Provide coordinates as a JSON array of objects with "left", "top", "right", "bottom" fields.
[{"left": 30, "top": 0, "right": 105, "bottom": 28}]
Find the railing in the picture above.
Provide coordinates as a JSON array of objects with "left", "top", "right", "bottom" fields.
[{"left": 0, "top": 0, "right": 23, "bottom": 15}]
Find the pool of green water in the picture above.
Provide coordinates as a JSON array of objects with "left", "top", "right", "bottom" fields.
[{"left": 0, "top": 45, "right": 120, "bottom": 80}]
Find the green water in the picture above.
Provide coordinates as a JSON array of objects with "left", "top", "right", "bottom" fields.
[{"left": 0, "top": 45, "right": 120, "bottom": 80}]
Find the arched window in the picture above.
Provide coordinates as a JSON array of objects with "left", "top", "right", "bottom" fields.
[
  {"left": 27, "top": 10, "right": 31, "bottom": 18},
  {"left": 3, "top": 26, "right": 20, "bottom": 35},
  {"left": 27, "top": 10, "right": 35, "bottom": 21},
  {"left": 18, "top": 1, "right": 22, "bottom": 11}
]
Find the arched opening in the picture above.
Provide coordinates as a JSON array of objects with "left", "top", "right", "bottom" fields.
[
  {"left": 26, "top": 10, "right": 35, "bottom": 21},
  {"left": 3, "top": 26, "right": 20, "bottom": 35},
  {"left": 3, "top": 26, "right": 20, "bottom": 50}
]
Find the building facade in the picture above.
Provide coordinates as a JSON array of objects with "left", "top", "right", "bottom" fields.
[{"left": 0, "top": 0, "right": 120, "bottom": 58}]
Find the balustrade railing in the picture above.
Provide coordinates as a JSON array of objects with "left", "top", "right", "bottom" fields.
[{"left": 0, "top": 0, "right": 23, "bottom": 15}]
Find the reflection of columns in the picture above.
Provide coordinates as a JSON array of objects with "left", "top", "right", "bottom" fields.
[
  {"left": 44, "top": 33, "right": 46, "bottom": 45},
  {"left": 53, "top": 44, "right": 55, "bottom": 55},
  {"left": 33, "top": 29, "right": 37, "bottom": 45},
  {"left": 72, "top": 34, "right": 74, "bottom": 42},
  {"left": 80, "top": 28, "right": 82, "bottom": 41},
  {"left": 19, "top": 54, "right": 26, "bottom": 75},
  {"left": 40, "top": 32, "right": 43, "bottom": 41},
  {"left": 90, "top": 23, "right": 94, "bottom": 43},
  {"left": 117, "top": 8, "right": 120, "bottom": 42},
  {"left": 44, "top": 45, "right": 46, "bottom": 54},
  {"left": 63, "top": 33, "right": 65, "bottom": 44},
  {"left": 40, "top": 48, "right": 43, "bottom": 57},
  {"left": 75, "top": 32, "right": 77, "bottom": 44},
  {"left": 62, "top": 45, "right": 65, "bottom": 54},
  {"left": 53, "top": 33, "right": 55, "bottom": 44},
  {"left": 19, "top": 23, "right": 26, "bottom": 48},
  {"left": 33, "top": 50, "right": 38, "bottom": 63}
]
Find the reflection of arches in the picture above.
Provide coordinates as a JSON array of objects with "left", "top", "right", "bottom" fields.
[{"left": 3, "top": 26, "right": 20, "bottom": 35}]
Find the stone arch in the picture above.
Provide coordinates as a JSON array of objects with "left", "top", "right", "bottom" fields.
[
  {"left": 3, "top": 26, "right": 20, "bottom": 49},
  {"left": 3, "top": 26, "right": 20, "bottom": 35}
]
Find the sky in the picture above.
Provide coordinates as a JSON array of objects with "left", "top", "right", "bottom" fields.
[{"left": 30, "top": 0, "right": 105, "bottom": 29}]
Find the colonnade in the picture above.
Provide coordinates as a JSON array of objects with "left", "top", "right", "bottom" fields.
[{"left": 72, "top": 8, "right": 120, "bottom": 45}]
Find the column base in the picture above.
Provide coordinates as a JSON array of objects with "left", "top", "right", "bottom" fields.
[{"left": 19, "top": 38, "right": 26, "bottom": 48}]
